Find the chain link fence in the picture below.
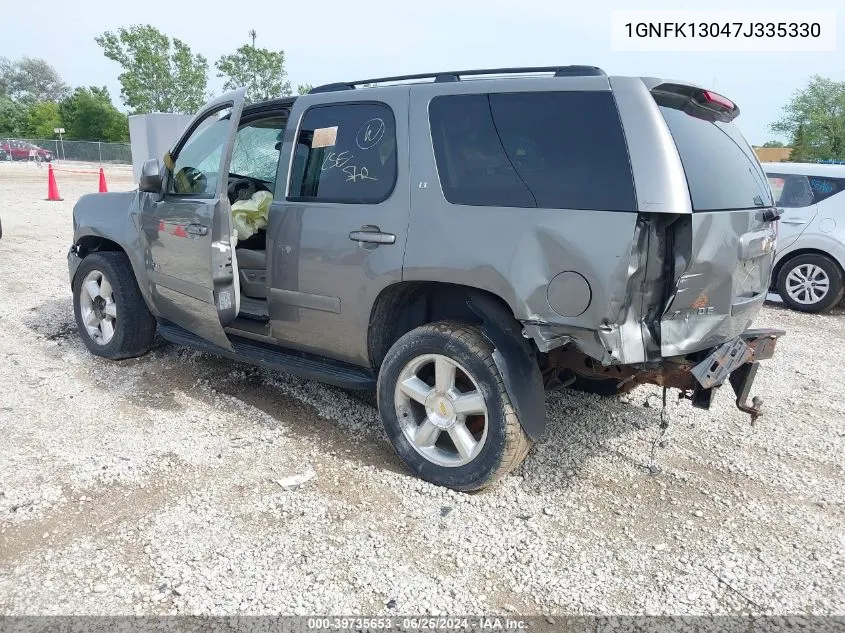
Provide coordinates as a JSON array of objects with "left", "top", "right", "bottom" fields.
[{"left": 1, "top": 138, "right": 131, "bottom": 164}]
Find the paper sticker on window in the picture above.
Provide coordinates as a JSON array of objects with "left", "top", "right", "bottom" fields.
[{"left": 312, "top": 126, "right": 338, "bottom": 148}]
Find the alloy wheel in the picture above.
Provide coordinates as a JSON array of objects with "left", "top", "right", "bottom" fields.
[
  {"left": 78, "top": 269, "right": 117, "bottom": 345},
  {"left": 394, "top": 354, "right": 488, "bottom": 468}
]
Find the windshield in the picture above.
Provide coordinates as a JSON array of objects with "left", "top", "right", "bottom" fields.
[
  {"left": 230, "top": 119, "right": 286, "bottom": 185},
  {"left": 659, "top": 105, "right": 773, "bottom": 211}
]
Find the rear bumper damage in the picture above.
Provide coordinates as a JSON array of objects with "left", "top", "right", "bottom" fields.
[
  {"left": 688, "top": 328, "right": 783, "bottom": 424},
  {"left": 545, "top": 328, "right": 784, "bottom": 424}
]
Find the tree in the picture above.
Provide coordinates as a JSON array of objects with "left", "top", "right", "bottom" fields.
[
  {"left": 790, "top": 124, "right": 811, "bottom": 162},
  {"left": 0, "top": 57, "right": 68, "bottom": 102},
  {"left": 0, "top": 96, "right": 30, "bottom": 136},
  {"left": 761, "top": 140, "right": 785, "bottom": 148},
  {"left": 0, "top": 58, "right": 12, "bottom": 98},
  {"left": 297, "top": 84, "right": 313, "bottom": 95},
  {"left": 771, "top": 76, "right": 845, "bottom": 162},
  {"left": 95, "top": 25, "right": 209, "bottom": 114},
  {"left": 60, "top": 87, "right": 129, "bottom": 141},
  {"left": 216, "top": 31, "right": 291, "bottom": 103},
  {"left": 26, "top": 101, "right": 61, "bottom": 138}
]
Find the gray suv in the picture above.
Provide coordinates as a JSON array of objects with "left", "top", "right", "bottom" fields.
[{"left": 68, "top": 66, "right": 784, "bottom": 491}]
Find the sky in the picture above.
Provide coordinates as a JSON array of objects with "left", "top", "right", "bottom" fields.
[{"left": 2, "top": 0, "right": 844, "bottom": 145}]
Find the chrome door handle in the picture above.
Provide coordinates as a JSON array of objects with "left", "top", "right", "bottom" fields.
[
  {"left": 185, "top": 223, "right": 209, "bottom": 236},
  {"left": 349, "top": 226, "right": 395, "bottom": 245}
]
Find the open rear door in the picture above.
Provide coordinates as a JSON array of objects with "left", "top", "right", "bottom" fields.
[{"left": 141, "top": 88, "right": 246, "bottom": 350}]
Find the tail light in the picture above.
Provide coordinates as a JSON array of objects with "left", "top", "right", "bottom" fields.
[
  {"left": 700, "top": 90, "right": 736, "bottom": 111},
  {"left": 652, "top": 83, "right": 740, "bottom": 122}
]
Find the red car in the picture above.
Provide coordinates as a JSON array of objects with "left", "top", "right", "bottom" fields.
[{"left": 0, "top": 140, "right": 53, "bottom": 162}]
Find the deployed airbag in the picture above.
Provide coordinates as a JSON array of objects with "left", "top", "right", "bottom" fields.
[{"left": 231, "top": 190, "right": 272, "bottom": 242}]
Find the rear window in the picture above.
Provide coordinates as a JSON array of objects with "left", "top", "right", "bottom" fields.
[
  {"left": 766, "top": 174, "right": 814, "bottom": 208},
  {"left": 659, "top": 106, "right": 773, "bottom": 211},
  {"left": 429, "top": 92, "right": 637, "bottom": 211},
  {"left": 808, "top": 176, "right": 845, "bottom": 203}
]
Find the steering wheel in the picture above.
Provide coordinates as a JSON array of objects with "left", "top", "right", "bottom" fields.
[{"left": 228, "top": 177, "right": 257, "bottom": 203}]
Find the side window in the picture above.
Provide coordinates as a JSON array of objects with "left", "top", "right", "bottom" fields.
[
  {"left": 288, "top": 102, "right": 397, "bottom": 203},
  {"left": 428, "top": 91, "right": 637, "bottom": 211},
  {"left": 167, "top": 105, "right": 233, "bottom": 196},
  {"left": 230, "top": 116, "right": 286, "bottom": 192},
  {"left": 808, "top": 177, "right": 845, "bottom": 204},
  {"left": 767, "top": 173, "right": 814, "bottom": 208}
]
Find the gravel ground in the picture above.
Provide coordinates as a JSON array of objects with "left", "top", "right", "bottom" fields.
[{"left": 0, "top": 160, "right": 843, "bottom": 616}]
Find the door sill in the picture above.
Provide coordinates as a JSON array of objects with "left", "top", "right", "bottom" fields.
[
  {"left": 157, "top": 321, "right": 375, "bottom": 390},
  {"left": 239, "top": 295, "right": 269, "bottom": 322}
]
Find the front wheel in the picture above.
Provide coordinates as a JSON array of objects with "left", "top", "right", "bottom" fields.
[
  {"left": 377, "top": 321, "right": 532, "bottom": 491},
  {"left": 776, "top": 253, "right": 844, "bottom": 313},
  {"left": 72, "top": 252, "right": 156, "bottom": 359}
]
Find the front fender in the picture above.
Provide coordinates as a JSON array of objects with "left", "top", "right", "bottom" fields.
[{"left": 71, "top": 191, "right": 159, "bottom": 316}]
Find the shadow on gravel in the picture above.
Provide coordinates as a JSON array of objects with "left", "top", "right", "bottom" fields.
[
  {"left": 190, "top": 357, "right": 405, "bottom": 475},
  {"left": 24, "top": 297, "right": 76, "bottom": 341},
  {"left": 512, "top": 386, "right": 669, "bottom": 493},
  {"left": 22, "top": 297, "right": 675, "bottom": 486},
  {"left": 24, "top": 296, "right": 403, "bottom": 475}
]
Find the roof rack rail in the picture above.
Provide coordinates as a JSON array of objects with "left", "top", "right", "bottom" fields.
[{"left": 309, "top": 65, "right": 606, "bottom": 93}]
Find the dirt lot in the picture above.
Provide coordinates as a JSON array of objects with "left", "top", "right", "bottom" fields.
[{"left": 0, "top": 160, "right": 843, "bottom": 616}]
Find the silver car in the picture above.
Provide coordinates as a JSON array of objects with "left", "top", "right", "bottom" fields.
[
  {"left": 68, "top": 67, "right": 784, "bottom": 491},
  {"left": 763, "top": 162, "right": 845, "bottom": 312}
]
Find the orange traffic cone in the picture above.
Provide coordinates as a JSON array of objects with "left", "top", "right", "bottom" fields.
[
  {"left": 46, "top": 164, "right": 63, "bottom": 201},
  {"left": 98, "top": 167, "right": 108, "bottom": 193}
]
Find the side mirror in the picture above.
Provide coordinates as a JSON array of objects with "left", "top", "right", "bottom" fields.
[{"left": 139, "top": 158, "right": 163, "bottom": 193}]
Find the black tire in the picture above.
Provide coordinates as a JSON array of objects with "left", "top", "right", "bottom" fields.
[
  {"left": 72, "top": 252, "right": 156, "bottom": 359},
  {"left": 377, "top": 321, "right": 532, "bottom": 491},
  {"left": 776, "top": 253, "right": 844, "bottom": 313}
]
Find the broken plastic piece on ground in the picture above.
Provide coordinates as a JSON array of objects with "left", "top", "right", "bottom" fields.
[{"left": 272, "top": 468, "right": 316, "bottom": 490}]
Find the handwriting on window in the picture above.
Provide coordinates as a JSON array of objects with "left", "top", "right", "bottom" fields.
[
  {"left": 317, "top": 117, "right": 389, "bottom": 184},
  {"left": 809, "top": 178, "right": 834, "bottom": 194}
]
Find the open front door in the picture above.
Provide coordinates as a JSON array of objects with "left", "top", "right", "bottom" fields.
[{"left": 140, "top": 88, "right": 246, "bottom": 350}]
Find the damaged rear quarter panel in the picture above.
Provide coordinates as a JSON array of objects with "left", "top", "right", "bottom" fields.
[{"left": 403, "top": 207, "right": 641, "bottom": 356}]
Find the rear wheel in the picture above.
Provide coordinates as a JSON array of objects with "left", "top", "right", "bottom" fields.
[
  {"left": 72, "top": 252, "right": 156, "bottom": 359},
  {"left": 377, "top": 321, "right": 531, "bottom": 491},
  {"left": 776, "top": 253, "right": 844, "bottom": 313}
]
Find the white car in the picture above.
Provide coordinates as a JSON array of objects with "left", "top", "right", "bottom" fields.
[{"left": 763, "top": 162, "right": 845, "bottom": 312}]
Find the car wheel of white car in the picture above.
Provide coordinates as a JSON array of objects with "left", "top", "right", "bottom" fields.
[{"left": 777, "top": 253, "right": 845, "bottom": 313}]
